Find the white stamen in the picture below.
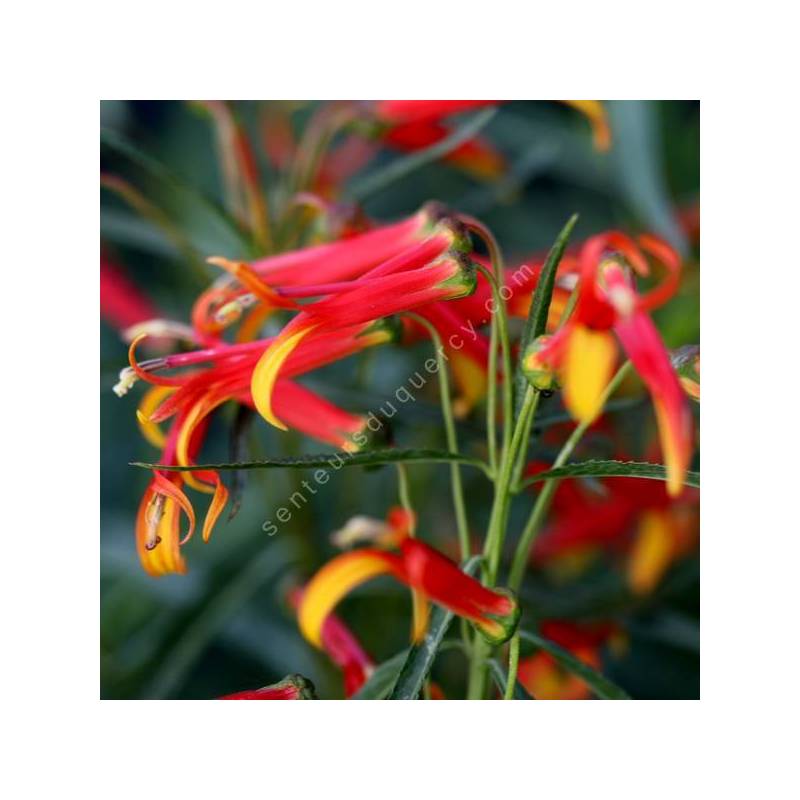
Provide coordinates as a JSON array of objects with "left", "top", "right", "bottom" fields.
[{"left": 113, "top": 367, "right": 138, "bottom": 397}]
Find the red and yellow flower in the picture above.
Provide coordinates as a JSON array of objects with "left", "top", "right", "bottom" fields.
[
  {"left": 298, "top": 507, "right": 520, "bottom": 649},
  {"left": 525, "top": 233, "right": 693, "bottom": 495}
]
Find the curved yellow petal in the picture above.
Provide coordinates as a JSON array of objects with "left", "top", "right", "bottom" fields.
[
  {"left": 176, "top": 397, "right": 228, "bottom": 494},
  {"left": 299, "top": 550, "right": 399, "bottom": 648},
  {"left": 563, "top": 325, "right": 617, "bottom": 424},
  {"left": 627, "top": 510, "right": 674, "bottom": 595},
  {"left": 136, "top": 490, "right": 187, "bottom": 577},
  {"left": 561, "top": 100, "right": 611, "bottom": 151},
  {"left": 251, "top": 325, "right": 315, "bottom": 430},
  {"left": 411, "top": 589, "right": 430, "bottom": 643},
  {"left": 202, "top": 479, "right": 229, "bottom": 542},
  {"left": 136, "top": 385, "right": 176, "bottom": 449}
]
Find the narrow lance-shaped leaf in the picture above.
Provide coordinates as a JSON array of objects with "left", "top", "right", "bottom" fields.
[
  {"left": 351, "top": 651, "right": 409, "bottom": 700},
  {"left": 132, "top": 448, "right": 491, "bottom": 476},
  {"left": 519, "top": 459, "right": 700, "bottom": 489},
  {"left": 388, "top": 556, "right": 483, "bottom": 700},
  {"left": 100, "top": 127, "right": 255, "bottom": 255},
  {"left": 518, "top": 630, "right": 631, "bottom": 700},
  {"left": 514, "top": 213, "right": 579, "bottom": 416}
]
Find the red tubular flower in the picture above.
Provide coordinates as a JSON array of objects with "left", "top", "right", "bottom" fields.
[
  {"left": 532, "top": 233, "right": 693, "bottom": 495},
  {"left": 298, "top": 517, "right": 519, "bottom": 648},
  {"left": 251, "top": 246, "right": 477, "bottom": 430},
  {"left": 273, "top": 380, "right": 368, "bottom": 451},
  {"left": 220, "top": 674, "right": 317, "bottom": 700},
  {"left": 190, "top": 205, "right": 457, "bottom": 339}
]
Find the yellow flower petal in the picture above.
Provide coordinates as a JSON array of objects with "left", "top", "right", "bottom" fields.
[
  {"left": 299, "top": 551, "right": 398, "bottom": 648},
  {"left": 411, "top": 589, "right": 430, "bottom": 643},
  {"left": 251, "top": 325, "right": 315, "bottom": 430},
  {"left": 176, "top": 397, "right": 227, "bottom": 494},
  {"left": 136, "top": 385, "right": 176, "bottom": 449},
  {"left": 627, "top": 510, "right": 674, "bottom": 595},
  {"left": 561, "top": 100, "right": 612, "bottom": 151},
  {"left": 563, "top": 325, "right": 617, "bottom": 424}
]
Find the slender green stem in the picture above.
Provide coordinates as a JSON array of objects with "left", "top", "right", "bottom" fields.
[
  {"left": 508, "top": 361, "right": 634, "bottom": 591},
  {"left": 504, "top": 633, "right": 521, "bottom": 700},
  {"left": 404, "top": 313, "right": 470, "bottom": 558},
  {"left": 485, "top": 312, "right": 499, "bottom": 473},
  {"left": 459, "top": 218, "right": 510, "bottom": 473},
  {"left": 510, "top": 400, "right": 537, "bottom": 492},
  {"left": 476, "top": 265, "right": 514, "bottom": 460},
  {"left": 467, "top": 386, "right": 539, "bottom": 700},
  {"left": 395, "top": 463, "right": 415, "bottom": 532},
  {"left": 481, "top": 386, "right": 540, "bottom": 581}
]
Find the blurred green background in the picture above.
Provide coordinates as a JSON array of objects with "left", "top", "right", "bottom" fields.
[{"left": 100, "top": 100, "right": 699, "bottom": 699}]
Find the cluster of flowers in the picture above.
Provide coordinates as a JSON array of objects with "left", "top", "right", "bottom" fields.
[{"left": 105, "top": 100, "right": 697, "bottom": 698}]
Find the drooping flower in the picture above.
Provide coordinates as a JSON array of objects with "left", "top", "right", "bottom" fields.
[
  {"left": 298, "top": 509, "right": 519, "bottom": 648},
  {"left": 190, "top": 204, "right": 454, "bottom": 338},
  {"left": 220, "top": 674, "right": 317, "bottom": 700},
  {"left": 529, "top": 233, "right": 693, "bottom": 495},
  {"left": 250, "top": 246, "right": 477, "bottom": 430},
  {"left": 124, "top": 319, "right": 400, "bottom": 575}
]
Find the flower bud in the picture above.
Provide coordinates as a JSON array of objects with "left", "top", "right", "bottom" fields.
[{"left": 523, "top": 336, "right": 559, "bottom": 392}]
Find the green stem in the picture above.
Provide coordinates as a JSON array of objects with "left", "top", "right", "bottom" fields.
[
  {"left": 508, "top": 361, "right": 633, "bottom": 591},
  {"left": 404, "top": 313, "right": 470, "bottom": 559},
  {"left": 474, "top": 262, "right": 514, "bottom": 468},
  {"left": 395, "top": 463, "right": 415, "bottom": 532},
  {"left": 467, "top": 386, "right": 539, "bottom": 700},
  {"left": 481, "top": 386, "right": 540, "bottom": 581},
  {"left": 504, "top": 633, "right": 521, "bottom": 700},
  {"left": 459, "top": 218, "right": 509, "bottom": 474},
  {"left": 485, "top": 310, "right": 499, "bottom": 473}
]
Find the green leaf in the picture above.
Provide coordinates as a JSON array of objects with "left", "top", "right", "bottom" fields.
[
  {"left": 518, "top": 630, "right": 631, "bottom": 700},
  {"left": 514, "top": 213, "right": 579, "bottom": 416},
  {"left": 347, "top": 108, "right": 498, "bottom": 202},
  {"left": 351, "top": 651, "right": 409, "bottom": 700},
  {"left": 487, "top": 659, "right": 534, "bottom": 699},
  {"left": 388, "top": 555, "right": 483, "bottom": 700},
  {"left": 132, "top": 448, "right": 491, "bottom": 476},
  {"left": 519, "top": 459, "right": 699, "bottom": 489},
  {"left": 100, "top": 126, "right": 253, "bottom": 255},
  {"left": 608, "top": 101, "right": 688, "bottom": 256}
]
